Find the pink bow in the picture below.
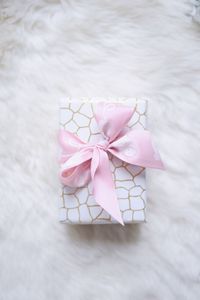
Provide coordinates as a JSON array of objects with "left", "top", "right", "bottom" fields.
[{"left": 59, "top": 102, "right": 164, "bottom": 225}]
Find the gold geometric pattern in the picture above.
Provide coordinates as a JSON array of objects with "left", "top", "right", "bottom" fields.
[{"left": 59, "top": 99, "right": 148, "bottom": 224}]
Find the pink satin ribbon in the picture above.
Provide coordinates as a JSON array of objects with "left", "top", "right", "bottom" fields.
[{"left": 59, "top": 102, "right": 164, "bottom": 225}]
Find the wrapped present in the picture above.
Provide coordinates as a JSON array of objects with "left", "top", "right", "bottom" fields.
[{"left": 58, "top": 99, "right": 163, "bottom": 225}]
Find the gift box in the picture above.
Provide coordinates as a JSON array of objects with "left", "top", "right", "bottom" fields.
[{"left": 58, "top": 98, "right": 159, "bottom": 225}]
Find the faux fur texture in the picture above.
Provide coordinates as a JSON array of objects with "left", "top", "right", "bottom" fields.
[{"left": 0, "top": 1, "right": 200, "bottom": 299}]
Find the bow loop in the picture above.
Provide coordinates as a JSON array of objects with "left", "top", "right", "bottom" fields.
[
  {"left": 60, "top": 148, "right": 93, "bottom": 187},
  {"left": 94, "top": 102, "right": 134, "bottom": 142},
  {"left": 59, "top": 130, "right": 86, "bottom": 163},
  {"left": 108, "top": 130, "right": 164, "bottom": 169}
]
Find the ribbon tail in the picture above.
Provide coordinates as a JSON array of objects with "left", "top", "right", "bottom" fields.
[{"left": 91, "top": 148, "right": 124, "bottom": 225}]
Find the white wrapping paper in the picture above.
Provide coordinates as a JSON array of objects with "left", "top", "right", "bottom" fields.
[{"left": 59, "top": 99, "right": 148, "bottom": 224}]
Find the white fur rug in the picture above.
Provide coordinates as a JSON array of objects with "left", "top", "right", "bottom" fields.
[{"left": 1, "top": 1, "right": 200, "bottom": 299}]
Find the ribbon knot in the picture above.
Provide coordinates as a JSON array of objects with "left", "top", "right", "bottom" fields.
[
  {"left": 59, "top": 102, "right": 164, "bottom": 225},
  {"left": 96, "top": 139, "right": 110, "bottom": 151}
]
